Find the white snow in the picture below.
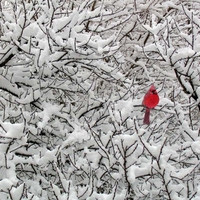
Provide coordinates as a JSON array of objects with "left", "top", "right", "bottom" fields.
[
  {"left": 61, "top": 126, "right": 90, "bottom": 148},
  {"left": 0, "top": 1, "right": 200, "bottom": 200},
  {"left": 0, "top": 122, "right": 24, "bottom": 139},
  {"left": 37, "top": 103, "right": 63, "bottom": 129}
]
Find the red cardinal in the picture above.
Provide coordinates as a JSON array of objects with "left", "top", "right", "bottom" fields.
[{"left": 142, "top": 84, "right": 159, "bottom": 125}]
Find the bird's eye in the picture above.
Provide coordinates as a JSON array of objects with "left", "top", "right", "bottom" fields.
[{"left": 152, "top": 90, "right": 157, "bottom": 94}]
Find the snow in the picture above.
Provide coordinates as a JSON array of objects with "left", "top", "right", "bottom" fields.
[
  {"left": 0, "top": 122, "right": 24, "bottom": 139},
  {"left": 161, "top": 1, "right": 179, "bottom": 10},
  {"left": 193, "top": 186, "right": 200, "bottom": 200},
  {"left": 172, "top": 48, "right": 196, "bottom": 64},
  {"left": 86, "top": 190, "right": 126, "bottom": 200},
  {"left": 16, "top": 88, "right": 41, "bottom": 104},
  {"left": 61, "top": 125, "right": 90, "bottom": 148},
  {"left": 10, "top": 184, "right": 25, "bottom": 200},
  {"left": 35, "top": 148, "right": 57, "bottom": 167},
  {"left": 84, "top": 147, "right": 101, "bottom": 168},
  {"left": 128, "top": 163, "right": 151, "bottom": 184},
  {"left": 23, "top": 22, "right": 43, "bottom": 37},
  {"left": 0, "top": 178, "right": 13, "bottom": 190},
  {"left": 0, "top": 0, "right": 200, "bottom": 199},
  {"left": 0, "top": 75, "right": 20, "bottom": 97},
  {"left": 37, "top": 103, "right": 63, "bottom": 129}
]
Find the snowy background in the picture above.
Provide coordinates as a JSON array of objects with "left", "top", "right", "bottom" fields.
[{"left": 0, "top": 0, "right": 199, "bottom": 199}]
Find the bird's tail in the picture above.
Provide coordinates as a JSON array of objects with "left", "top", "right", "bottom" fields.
[{"left": 143, "top": 108, "right": 150, "bottom": 125}]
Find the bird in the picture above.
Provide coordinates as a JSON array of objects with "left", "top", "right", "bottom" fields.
[{"left": 142, "top": 84, "right": 159, "bottom": 125}]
